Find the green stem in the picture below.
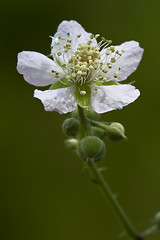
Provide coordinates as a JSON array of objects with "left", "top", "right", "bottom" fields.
[
  {"left": 78, "top": 105, "right": 143, "bottom": 240},
  {"left": 78, "top": 105, "right": 93, "bottom": 137},
  {"left": 87, "top": 161, "right": 142, "bottom": 240},
  {"left": 89, "top": 119, "right": 110, "bottom": 130}
]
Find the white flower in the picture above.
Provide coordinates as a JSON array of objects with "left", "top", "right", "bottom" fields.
[{"left": 17, "top": 20, "right": 144, "bottom": 114}]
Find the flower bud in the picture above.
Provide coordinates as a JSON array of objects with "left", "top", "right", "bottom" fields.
[
  {"left": 65, "top": 139, "right": 78, "bottom": 150},
  {"left": 106, "top": 122, "right": 126, "bottom": 143},
  {"left": 154, "top": 212, "right": 160, "bottom": 228},
  {"left": 62, "top": 118, "right": 80, "bottom": 137},
  {"left": 92, "top": 126, "right": 106, "bottom": 139},
  {"left": 77, "top": 136, "right": 106, "bottom": 162}
]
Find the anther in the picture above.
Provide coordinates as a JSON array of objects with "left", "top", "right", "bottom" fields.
[
  {"left": 107, "top": 62, "right": 112, "bottom": 68},
  {"left": 67, "top": 38, "right": 72, "bottom": 43},
  {"left": 114, "top": 71, "right": 119, "bottom": 78},
  {"left": 90, "top": 34, "right": 94, "bottom": 39},
  {"left": 111, "top": 58, "right": 116, "bottom": 63},
  {"left": 57, "top": 51, "right": 62, "bottom": 56},
  {"left": 95, "top": 34, "right": 100, "bottom": 38}
]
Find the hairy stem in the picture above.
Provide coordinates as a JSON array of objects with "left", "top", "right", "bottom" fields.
[{"left": 78, "top": 105, "right": 144, "bottom": 240}]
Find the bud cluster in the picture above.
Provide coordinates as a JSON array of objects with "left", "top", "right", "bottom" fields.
[{"left": 62, "top": 107, "right": 126, "bottom": 162}]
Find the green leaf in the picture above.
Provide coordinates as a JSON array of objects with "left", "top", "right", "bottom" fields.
[
  {"left": 49, "top": 78, "right": 72, "bottom": 90},
  {"left": 75, "top": 84, "right": 91, "bottom": 109}
]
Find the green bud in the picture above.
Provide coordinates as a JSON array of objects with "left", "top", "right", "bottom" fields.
[
  {"left": 92, "top": 126, "right": 106, "bottom": 139},
  {"left": 77, "top": 136, "right": 106, "bottom": 162},
  {"left": 62, "top": 118, "right": 80, "bottom": 137},
  {"left": 65, "top": 139, "right": 78, "bottom": 150},
  {"left": 154, "top": 212, "right": 160, "bottom": 228},
  {"left": 106, "top": 122, "right": 126, "bottom": 143}
]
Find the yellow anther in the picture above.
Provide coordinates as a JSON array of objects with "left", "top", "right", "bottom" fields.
[
  {"left": 57, "top": 51, "right": 62, "bottom": 56},
  {"left": 67, "top": 38, "right": 72, "bottom": 43},
  {"left": 77, "top": 34, "right": 81, "bottom": 38},
  {"left": 94, "top": 59, "right": 99, "bottom": 64},
  {"left": 103, "top": 77, "right": 107, "bottom": 81},
  {"left": 87, "top": 40, "right": 92, "bottom": 45},
  {"left": 119, "top": 67, "right": 122, "bottom": 70},
  {"left": 121, "top": 50, "right": 125, "bottom": 53},
  {"left": 111, "top": 58, "right": 116, "bottom": 63},
  {"left": 90, "top": 34, "right": 94, "bottom": 39},
  {"left": 102, "top": 68, "right": 108, "bottom": 73},
  {"left": 114, "top": 71, "right": 119, "bottom": 78},
  {"left": 95, "top": 34, "right": 100, "bottom": 38},
  {"left": 89, "top": 65, "right": 94, "bottom": 70},
  {"left": 77, "top": 70, "right": 82, "bottom": 75},
  {"left": 71, "top": 73, "right": 76, "bottom": 78},
  {"left": 110, "top": 46, "right": 115, "bottom": 52},
  {"left": 58, "top": 36, "right": 61, "bottom": 39},
  {"left": 107, "top": 62, "right": 112, "bottom": 68},
  {"left": 62, "top": 64, "right": 66, "bottom": 68},
  {"left": 101, "top": 37, "right": 106, "bottom": 41},
  {"left": 67, "top": 33, "right": 70, "bottom": 36},
  {"left": 82, "top": 72, "right": 87, "bottom": 76},
  {"left": 61, "top": 37, "right": 65, "bottom": 40},
  {"left": 106, "top": 50, "right": 110, "bottom": 55},
  {"left": 66, "top": 75, "right": 71, "bottom": 79}
]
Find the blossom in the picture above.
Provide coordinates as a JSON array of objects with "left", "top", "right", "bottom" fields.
[{"left": 17, "top": 20, "right": 143, "bottom": 114}]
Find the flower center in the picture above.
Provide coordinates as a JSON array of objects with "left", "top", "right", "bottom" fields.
[
  {"left": 51, "top": 34, "right": 125, "bottom": 87},
  {"left": 67, "top": 41, "right": 101, "bottom": 85}
]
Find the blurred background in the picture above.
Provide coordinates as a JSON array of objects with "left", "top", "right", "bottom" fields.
[{"left": 0, "top": 0, "right": 160, "bottom": 239}]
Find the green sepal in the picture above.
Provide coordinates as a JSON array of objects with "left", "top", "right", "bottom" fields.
[
  {"left": 49, "top": 78, "right": 72, "bottom": 90},
  {"left": 75, "top": 84, "right": 91, "bottom": 109},
  {"left": 99, "top": 80, "right": 120, "bottom": 86}
]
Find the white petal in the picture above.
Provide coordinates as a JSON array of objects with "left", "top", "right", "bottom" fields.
[
  {"left": 34, "top": 86, "right": 77, "bottom": 114},
  {"left": 105, "top": 41, "right": 144, "bottom": 81},
  {"left": 53, "top": 20, "right": 97, "bottom": 52},
  {"left": 17, "top": 51, "right": 63, "bottom": 86},
  {"left": 91, "top": 84, "right": 140, "bottom": 113}
]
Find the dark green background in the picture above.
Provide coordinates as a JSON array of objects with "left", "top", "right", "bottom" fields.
[{"left": 1, "top": 0, "right": 160, "bottom": 239}]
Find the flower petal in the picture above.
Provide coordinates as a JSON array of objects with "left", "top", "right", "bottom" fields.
[
  {"left": 53, "top": 20, "right": 97, "bottom": 52},
  {"left": 34, "top": 86, "right": 77, "bottom": 114},
  {"left": 17, "top": 51, "right": 64, "bottom": 86},
  {"left": 91, "top": 84, "right": 140, "bottom": 113},
  {"left": 105, "top": 41, "right": 144, "bottom": 81}
]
